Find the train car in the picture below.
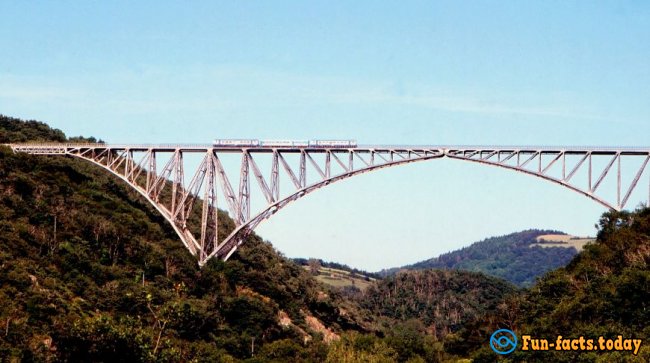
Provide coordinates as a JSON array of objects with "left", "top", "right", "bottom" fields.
[
  {"left": 260, "top": 140, "right": 309, "bottom": 147},
  {"left": 213, "top": 139, "right": 260, "bottom": 147},
  {"left": 309, "top": 140, "right": 357, "bottom": 148}
]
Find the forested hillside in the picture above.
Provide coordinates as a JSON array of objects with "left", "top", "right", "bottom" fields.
[
  {"left": 385, "top": 230, "right": 579, "bottom": 286},
  {"left": 460, "top": 208, "right": 650, "bottom": 362},
  {"left": 0, "top": 116, "right": 67, "bottom": 143},
  {"left": 0, "top": 115, "right": 371, "bottom": 361},
  {"left": 513, "top": 209, "right": 650, "bottom": 361},
  {"left": 360, "top": 270, "right": 516, "bottom": 338}
]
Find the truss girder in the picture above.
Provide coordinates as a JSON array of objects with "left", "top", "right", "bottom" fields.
[
  {"left": 8, "top": 144, "right": 444, "bottom": 265},
  {"left": 446, "top": 148, "right": 650, "bottom": 211},
  {"left": 8, "top": 143, "right": 650, "bottom": 266}
]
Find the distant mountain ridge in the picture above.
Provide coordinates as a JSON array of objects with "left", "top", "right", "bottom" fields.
[{"left": 380, "top": 229, "right": 582, "bottom": 287}]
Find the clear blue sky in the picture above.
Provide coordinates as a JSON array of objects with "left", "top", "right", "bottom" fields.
[{"left": 1, "top": 1, "right": 649, "bottom": 270}]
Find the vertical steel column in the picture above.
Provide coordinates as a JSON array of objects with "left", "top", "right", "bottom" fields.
[
  {"left": 588, "top": 152, "right": 593, "bottom": 193},
  {"left": 171, "top": 150, "right": 184, "bottom": 218},
  {"left": 171, "top": 152, "right": 179, "bottom": 209},
  {"left": 271, "top": 151, "right": 279, "bottom": 201},
  {"left": 349, "top": 151, "right": 354, "bottom": 171},
  {"left": 124, "top": 149, "right": 132, "bottom": 177},
  {"left": 325, "top": 150, "right": 331, "bottom": 178},
  {"left": 239, "top": 152, "right": 250, "bottom": 223},
  {"left": 105, "top": 148, "right": 113, "bottom": 166},
  {"left": 210, "top": 153, "right": 219, "bottom": 255},
  {"left": 617, "top": 153, "right": 621, "bottom": 208},
  {"left": 200, "top": 152, "right": 218, "bottom": 262},
  {"left": 299, "top": 151, "right": 306, "bottom": 188},
  {"left": 147, "top": 150, "right": 156, "bottom": 194}
]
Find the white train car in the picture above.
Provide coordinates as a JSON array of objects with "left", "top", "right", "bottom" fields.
[
  {"left": 260, "top": 140, "right": 309, "bottom": 147},
  {"left": 212, "top": 139, "right": 356, "bottom": 148},
  {"left": 309, "top": 140, "right": 357, "bottom": 148},
  {"left": 213, "top": 139, "right": 260, "bottom": 147},
  {"left": 292, "top": 140, "right": 309, "bottom": 147}
]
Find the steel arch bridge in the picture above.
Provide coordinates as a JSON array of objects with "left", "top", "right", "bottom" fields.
[{"left": 8, "top": 143, "right": 650, "bottom": 266}]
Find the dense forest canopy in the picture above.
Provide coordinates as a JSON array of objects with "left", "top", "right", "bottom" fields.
[
  {"left": 360, "top": 270, "right": 517, "bottom": 339},
  {"left": 384, "top": 229, "right": 580, "bottom": 287},
  {"left": 0, "top": 115, "right": 102, "bottom": 144},
  {"left": 0, "top": 115, "right": 67, "bottom": 143}
]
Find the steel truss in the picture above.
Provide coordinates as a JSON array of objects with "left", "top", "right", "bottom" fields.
[
  {"left": 445, "top": 147, "right": 650, "bottom": 211},
  {"left": 8, "top": 143, "right": 650, "bottom": 266},
  {"left": 9, "top": 143, "right": 443, "bottom": 265}
]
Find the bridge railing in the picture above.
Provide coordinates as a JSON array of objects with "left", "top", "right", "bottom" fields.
[{"left": 6, "top": 142, "right": 649, "bottom": 152}]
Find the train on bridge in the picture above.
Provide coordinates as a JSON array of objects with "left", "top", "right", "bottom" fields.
[{"left": 212, "top": 139, "right": 357, "bottom": 148}]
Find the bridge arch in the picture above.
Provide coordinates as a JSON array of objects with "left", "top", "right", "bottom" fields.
[
  {"left": 209, "top": 152, "right": 444, "bottom": 262},
  {"left": 9, "top": 143, "right": 649, "bottom": 266}
]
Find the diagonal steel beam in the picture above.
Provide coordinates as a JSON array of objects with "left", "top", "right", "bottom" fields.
[
  {"left": 213, "top": 153, "right": 240, "bottom": 221},
  {"left": 331, "top": 151, "right": 350, "bottom": 172},
  {"left": 498, "top": 151, "right": 517, "bottom": 165},
  {"left": 592, "top": 153, "right": 619, "bottom": 193},
  {"left": 248, "top": 153, "right": 275, "bottom": 204},
  {"left": 541, "top": 152, "right": 563, "bottom": 175},
  {"left": 519, "top": 151, "right": 539, "bottom": 168},
  {"left": 564, "top": 153, "right": 589, "bottom": 182},
  {"left": 620, "top": 155, "right": 650, "bottom": 209},
  {"left": 306, "top": 152, "right": 326, "bottom": 179},
  {"left": 278, "top": 152, "right": 302, "bottom": 189}
]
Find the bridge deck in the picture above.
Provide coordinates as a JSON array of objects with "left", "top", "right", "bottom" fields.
[{"left": 5, "top": 143, "right": 650, "bottom": 155}]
